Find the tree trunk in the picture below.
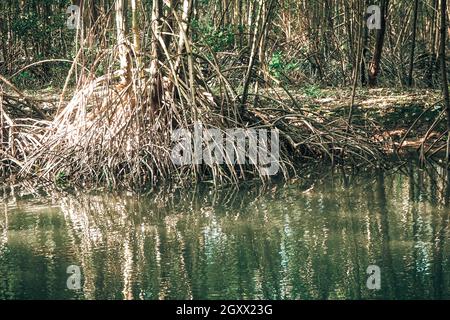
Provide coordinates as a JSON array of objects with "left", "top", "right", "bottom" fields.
[
  {"left": 440, "top": 0, "right": 450, "bottom": 160},
  {"left": 241, "top": 0, "right": 275, "bottom": 113},
  {"left": 131, "top": 0, "right": 142, "bottom": 72},
  {"left": 407, "top": 0, "right": 419, "bottom": 87},
  {"left": 368, "top": 0, "right": 389, "bottom": 87},
  {"left": 361, "top": 0, "right": 369, "bottom": 86},
  {"left": 115, "top": 0, "right": 131, "bottom": 86},
  {"left": 427, "top": 0, "right": 439, "bottom": 87},
  {"left": 150, "top": 0, "right": 164, "bottom": 109}
]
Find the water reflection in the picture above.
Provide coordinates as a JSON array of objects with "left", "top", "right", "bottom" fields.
[{"left": 0, "top": 161, "right": 449, "bottom": 300}]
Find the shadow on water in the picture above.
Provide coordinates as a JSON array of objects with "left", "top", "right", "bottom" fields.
[{"left": 0, "top": 160, "right": 449, "bottom": 300}]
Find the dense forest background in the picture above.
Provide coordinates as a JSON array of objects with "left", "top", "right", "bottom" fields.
[{"left": 1, "top": 0, "right": 449, "bottom": 88}]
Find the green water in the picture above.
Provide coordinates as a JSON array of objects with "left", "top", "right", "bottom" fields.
[{"left": 0, "top": 162, "right": 449, "bottom": 300}]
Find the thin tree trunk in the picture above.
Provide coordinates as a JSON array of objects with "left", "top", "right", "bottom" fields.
[
  {"left": 151, "top": 0, "right": 163, "bottom": 62},
  {"left": 175, "top": 0, "right": 192, "bottom": 71},
  {"left": 361, "top": 0, "right": 369, "bottom": 86},
  {"left": 349, "top": 0, "right": 364, "bottom": 125},
  {"left": 241, "top": 0, "right": 275, "bottom": 113},
  {"left": 407, "top": 0, "right": 419, "bottom": 87},
  {"left": 116, "top": 0, "right": 131, "bottom": 86},
  {"left": 439, "top": 0, "right": 450, "bottom": 160},
  {"left": 427, "top": 0, "right": 438, "bottom": 87},
  {"left": 150, "top": 0, "right": 164, "bottom": 109},
  {"left": 131, "top": 0, "right": 142, "bottom": 73},
  {"left": 368, "top": 0, "right": 389, "bottom": 87}
]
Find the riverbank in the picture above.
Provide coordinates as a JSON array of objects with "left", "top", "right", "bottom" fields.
[
  {"left": 0, "top": 86, "right": 446, "bottom": 190},
  {"left": 267, "top": 87, "right": 443, "bottom": 145}
]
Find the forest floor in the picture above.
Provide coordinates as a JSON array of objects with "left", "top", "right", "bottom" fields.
[
  {"left": 11, "top": 86, "right": 443, "bottom": 131},
  {"left": 261, "top": 87, "right": 443, "bottom": 151},
  {"left": 17, "top": 86, "right": 442, "bottom": 120}
]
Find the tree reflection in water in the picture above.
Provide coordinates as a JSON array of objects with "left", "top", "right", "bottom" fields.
[{"left": 0, "top": 162, "right": 449, "bottom": 300}]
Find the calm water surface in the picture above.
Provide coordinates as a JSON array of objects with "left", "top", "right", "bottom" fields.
[{"left": 1, "top": 162, "right": 449, "bottom": 300}]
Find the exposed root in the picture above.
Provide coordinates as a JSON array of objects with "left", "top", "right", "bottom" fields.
[{"left": 1, "top": 85, "right": 48, "bottom": 177}]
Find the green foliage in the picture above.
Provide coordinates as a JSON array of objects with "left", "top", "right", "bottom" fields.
[
  {"left": 269, "top": 51, "right": 283, "bottom": 78},
  {"left": 15, "top": 71, "right": 34, "bottom": 86},
  {"left": 269, "top": 51, "right": 300, "bottom": 81},
  {"left": 6, "top": 2, "right": 74, "bottom": 88},
  {"left": 192, "top": 19, "right": 235, "bottom": 52},
  {"left": 12, "top": 13, "right": 39, "bottom": 38},
  {"left": 302, "top": 85, "right": 323, "bottom": 98},
  {"left": 12, "top": 10, "right": 68, "bottom": 45},
  {"left": 55, "top": 171, "right": 68, "bottom": 186}
]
